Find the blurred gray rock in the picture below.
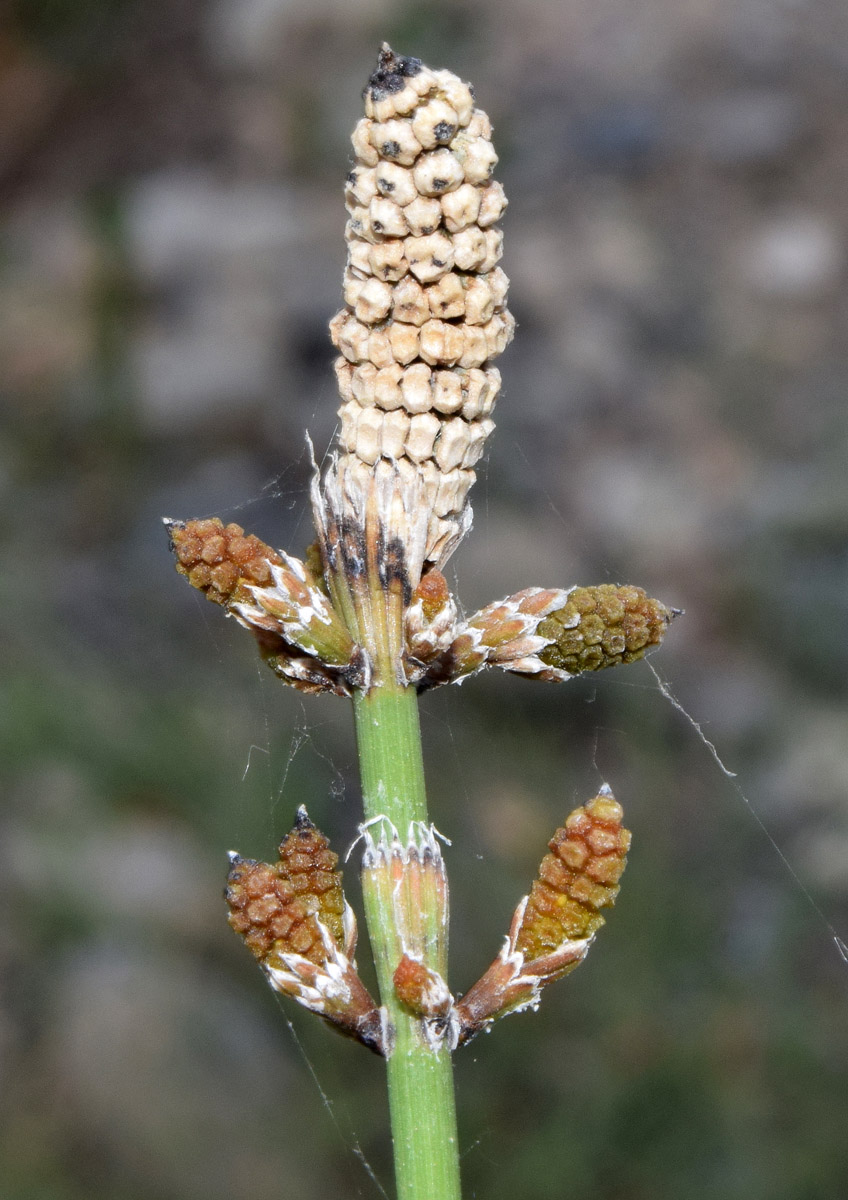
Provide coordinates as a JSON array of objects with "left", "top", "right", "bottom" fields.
[
  {"left": 128, "top": 170, "right": 297, "bottom": 282},
  {"left": 688, "top": 89, "right": 804, "bottom": 164},
  {"left": 207, "top": 0, "right": 293, "bottom": 69},
  {"left": 49, "top": 942, "right": 306, "bottom": 1199},
  {"left": 126, "top": 170, "right": 301, "bottom": 429},
  {"left": 740, "top": 212, "right": 843, "bottom": 299},
  {"left": 1, "top": 772, "right": 218, "bottom": 938}
]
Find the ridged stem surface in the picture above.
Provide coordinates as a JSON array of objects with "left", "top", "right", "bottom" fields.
[{"left": 353, "top": 684, "right": 461, "bottom": 1200}]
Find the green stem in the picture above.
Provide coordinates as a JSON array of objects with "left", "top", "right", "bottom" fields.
[{"left": 353, "top": 684, "right": 462, "bottom": 1200}]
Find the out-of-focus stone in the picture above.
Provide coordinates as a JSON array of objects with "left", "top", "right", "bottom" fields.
[
  {"left": 740, "top": 212, "right": 843, "bottom": 299},
  {"left": 127, "top": 171, "right": 297, "bottom": 280},
  {"left": 127, "top": 172, "right": 302, "bottom": 430},
  {"left": 688, "top": 89, "right": 804, "bottom": 165}
]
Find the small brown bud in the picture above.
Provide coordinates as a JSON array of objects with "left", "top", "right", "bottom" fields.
[
  {"left": 167, "top": 518, "right": 282, "bottom": 608},
  {"left": 227, "top": 810, "right": 391, "bottom": 1055},
  {"left": 226, "top": 808, "right": 347, "bottom": 963},
  {"left": 394, "top": 955, "right": 439, "bottom": 1011},
  {"left": 166, "top": 517, "right": 366, "bottom": 695}
]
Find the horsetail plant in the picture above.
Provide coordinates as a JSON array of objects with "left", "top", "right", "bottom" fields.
[{"left": 166, "top": 46, "right": 676, "bottom": 1200}]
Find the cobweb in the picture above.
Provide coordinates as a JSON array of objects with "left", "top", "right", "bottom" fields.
[{"left": 208, "top": 431, "right": 846, "bottom": 1198}]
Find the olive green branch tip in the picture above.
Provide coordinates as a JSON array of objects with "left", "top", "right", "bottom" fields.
[
  {"left": 406, "top": 576, "right": 678, "bottom": 689},
  {"left": 535, "top": 584, "right": 677, "bottom": 676},
  {"left": 452, "top": 787, "right": 631, "bottom": 1045}
]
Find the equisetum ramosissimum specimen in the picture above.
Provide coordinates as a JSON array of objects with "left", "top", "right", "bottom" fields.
[{"left": 167, "top": 45, "right": 677, "bottom": 1200}]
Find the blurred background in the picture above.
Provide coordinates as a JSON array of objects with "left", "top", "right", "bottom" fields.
[{"left": 2, "top": 0, "right": 847, "bottom": 1197}]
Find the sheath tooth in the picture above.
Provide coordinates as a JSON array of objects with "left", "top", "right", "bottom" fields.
[
  {"left": 434, "top": 468, "right": 464, "bottom": 515},
  {"left": 393, "top": 455, "right": 418, "bottom": 494},
  {"left": 427, "top": 517, "right": 456, "bottom": 562},
  {"left": 417, "top": 458, "right": 440, "bottom": 491},
  {"left": 441, "top": 469, "right": 473, "bottom": 515}
]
